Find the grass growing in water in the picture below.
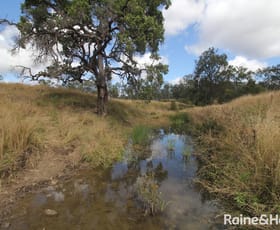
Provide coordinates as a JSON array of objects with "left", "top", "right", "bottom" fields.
[
  {"left": 167, "top": 139, "right": 175, "bottom": 151},
  {"left": 135, "top": 173, "right": 169, "bottom": 216},
  {"left": 182, "top": 146, "right": 192, "bottom": 159},
  {"left": 131, "top": 125, "right": 152, "bottom": 146}
]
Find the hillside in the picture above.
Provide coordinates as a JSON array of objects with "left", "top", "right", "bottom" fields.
[
  {"left": 182, "top": 90, "right": 280, "bottom": 216},
  {"left": 1, "top": 82, "right": 280, "bottom": 225},
  {"left": 0, "top": 83, "right": 174, "bottom": 198}
]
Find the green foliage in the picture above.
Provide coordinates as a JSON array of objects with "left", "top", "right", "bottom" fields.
[
  {"left": 257, "top": 64, "right": 280, "bottom": 90},
  {"left": 8, "top": 0, "right": 170, "bottom": 114},
  {"left": 193, "top": 47, "right": 229, "bottom": 105},
  {"left": 167, "top": 139, "right": 175, "bottom": 151},
  {"left": 183, "top": 147, "right": 192, "bottom": 158},
  {"left": 131, "top": 125, "right": 152, "bottom": 145},
  {"left": 67, "top": 0, "right": 90, "bottom": 20},
  {"left": 234, "top": 192, "right": 259, "bottom": 210},
  {"left": 170, "top": 113, "right": 192, "bottom": 133}
]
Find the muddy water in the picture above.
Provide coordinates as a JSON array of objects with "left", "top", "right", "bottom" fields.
[{"left": 7, "top": 130, "right": 224, "bottom": 230}]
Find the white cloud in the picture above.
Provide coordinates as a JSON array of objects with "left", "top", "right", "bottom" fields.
[
  {"left": 165, "top": 0, "right": 280, "bottom": 59},
  {"left": 229, "top": 56, "right": 267, "bottom": 71},
  {"left": 169, "top": 77, "right": 182, "bottom": 85},
  {"left": 0, "top": 26, "right": 48, "bottom": 77},
  {"left": 163, "top": 0, "right": 204, "bottom": 36},
  {"left": 184, "top": 44, "right": 207, "bottom": 56},
  {"left": 134, "top": 53, "right": 168, "bottom": 68},
  {"left": 197, "top": 0, "right": 280, "bottom": 59}
]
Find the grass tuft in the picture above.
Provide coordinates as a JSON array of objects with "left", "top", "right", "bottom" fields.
[{"left": 131, "top": 125, "right": 152, "bottom": 146}]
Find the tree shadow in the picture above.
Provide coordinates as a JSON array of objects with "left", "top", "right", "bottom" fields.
[
  {"left": 36, "top": 88, "right": 142, "bottom": 124},
  {"left": 36, "top": 89, "right": 96, "bottom": 110}
]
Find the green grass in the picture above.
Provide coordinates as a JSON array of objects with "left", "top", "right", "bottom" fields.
[
  {"left": 169, "top": 112, "right": 192, "bottom": 133},
  {"left": 131, "top": 125, "right": 152, "bottom": 145}
]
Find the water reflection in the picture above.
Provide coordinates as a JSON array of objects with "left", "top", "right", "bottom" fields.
[{"left": 8, "top": 130, "right": 224, "bottom": 230}]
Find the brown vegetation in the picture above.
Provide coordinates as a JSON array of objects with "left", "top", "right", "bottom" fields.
[
  {"left": 0, "top": 83, "right": 173, "bottom": 199},
  {"left": 185, "top": 91, "right": 280, "bottom": 217}
]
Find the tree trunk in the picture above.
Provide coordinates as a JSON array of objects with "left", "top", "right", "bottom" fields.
[
  {"left": 96, "top": 52, "right": 108, "bottom": 116},
  {"left": 96, "top": 83, "right": 108, "bottom": 116}
]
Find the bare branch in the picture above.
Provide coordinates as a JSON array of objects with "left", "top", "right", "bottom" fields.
[{"left": 0, "top": 19, "right": 18, "bottom": 26}]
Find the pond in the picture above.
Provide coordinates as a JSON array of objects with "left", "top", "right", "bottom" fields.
[{"left": 5, "top": 130, "right": 225, "bottom": 230}]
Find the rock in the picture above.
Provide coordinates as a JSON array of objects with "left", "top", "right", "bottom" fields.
[{"left": 44, "top": 209, "right": 58, "bottom": 216}]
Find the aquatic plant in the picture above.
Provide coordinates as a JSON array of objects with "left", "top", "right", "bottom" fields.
[
  {"left": 183, "top": 146, "right": 192, "bottom": 159},
  {"left": 167, "top": 139, "right": 175, "bottom": 152},
  {"left": 131, "top": 125, "right": 152, "bottom": 146},
  {"left": 135, "top": 173, "right": 169, "bottom": 216}
]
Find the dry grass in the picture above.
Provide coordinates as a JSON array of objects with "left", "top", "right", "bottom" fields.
[
  {"left": 0, "top": 83, "right": 173, "bottom": 177},
  {"left": 185, "top": 91, "right": 280, "bottom": 216}
]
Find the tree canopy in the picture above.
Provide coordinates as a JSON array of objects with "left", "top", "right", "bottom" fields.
[{"left": 1, "top": 0, "right": 170, "bottom": 115}]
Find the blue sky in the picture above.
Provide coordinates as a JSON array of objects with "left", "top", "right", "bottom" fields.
[{"left": 1, "top": 0, "right": 280, "bottom": 84}]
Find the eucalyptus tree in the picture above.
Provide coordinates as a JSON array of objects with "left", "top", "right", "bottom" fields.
[
  {"left": 193, "top": 47, "right": 229, "bottom": 104},
  {"left": 1, "top": 0, "right": 170, "bottom": 115},
  {"left": 258, "top": 64, "right": 280, "bottom": 90}
]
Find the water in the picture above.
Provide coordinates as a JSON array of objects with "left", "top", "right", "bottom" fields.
[{"left": 5, "top": 130, "right": 224, "bottom": 230}]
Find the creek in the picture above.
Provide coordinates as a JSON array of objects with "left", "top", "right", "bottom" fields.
[{"left": 6, "top": 130, "right": 225, "bottom": 230}]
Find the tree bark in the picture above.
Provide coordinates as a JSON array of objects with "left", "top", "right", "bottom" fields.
[
  {"left": 96, "top": 52, "right": 108, "bottom": 116},
  {"left": 96, "top": 83, "right": 108, "bottom": 116}
]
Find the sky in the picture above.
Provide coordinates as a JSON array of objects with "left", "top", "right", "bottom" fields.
[{"left": 0, "top": 0, "right": 280, "bottom": 84}]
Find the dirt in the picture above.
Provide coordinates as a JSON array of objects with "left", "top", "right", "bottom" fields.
[{"left": 0, "top": 147, "right": 83, "bottom": 222}]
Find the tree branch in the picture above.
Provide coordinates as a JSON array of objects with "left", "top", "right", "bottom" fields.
[{"left": 0, "top": 19, "right": 18, "bottom": 26}]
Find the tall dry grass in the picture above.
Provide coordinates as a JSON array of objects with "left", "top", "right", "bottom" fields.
[
  {"left": 186, "top": 91, "right": 280, "bottom": 216},
  {"left": 0, "top": 93, "right": 40, "bottom": 176},
  {"left": 0, "top": 83, "right": 173, "bottom": 177}
]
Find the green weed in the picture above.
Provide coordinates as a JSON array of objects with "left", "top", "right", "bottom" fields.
[{"left": 131, "top": 125, "right": 152, "bottom": 146}]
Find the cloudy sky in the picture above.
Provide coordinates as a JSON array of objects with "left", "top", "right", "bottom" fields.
[{"left": 0, "top": 0, "right": 280, "bottom": 83}]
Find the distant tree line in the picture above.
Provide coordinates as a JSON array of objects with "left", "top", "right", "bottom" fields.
[
  {"left": 107, "top": 47, "right": 280, "bottom": 105},
  {"left": 39, "top": 47, "right": 280, "bottom": 105}
]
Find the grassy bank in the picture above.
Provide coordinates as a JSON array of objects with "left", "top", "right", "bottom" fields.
[
  {"left": 177, "top": 91, "right": 280, "bottom": 217},
  {"left": 0, "top": 83, "right": 173, "bottom": 179}
]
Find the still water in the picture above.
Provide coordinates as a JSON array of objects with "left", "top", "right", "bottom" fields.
[{"left": 7, "top": 130, "right": 224, "bottom": 230}]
